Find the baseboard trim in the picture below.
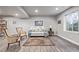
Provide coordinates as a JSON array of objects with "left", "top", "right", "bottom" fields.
[{"left": 57, "top": 35, "right": 79, "bottom": 46}]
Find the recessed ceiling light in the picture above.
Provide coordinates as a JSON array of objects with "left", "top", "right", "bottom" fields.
[
  {"left": 56, "top": 8, "right": 59, "bottom": 10},
  {"left": 35, "top": 9, "right": 38, "bottom": 13},
  {"left": 15, "top": 13, "right": 18, "bottom": 16}
]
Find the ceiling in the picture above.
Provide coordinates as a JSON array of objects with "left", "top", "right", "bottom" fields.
[
  {"left": 0, "top": 6, "right": 29, "bottom": 18},
  {"left": 23, "top": 6, "right": 71, "bottom": 16},
  {"left": 0, "top": 6, "right": 71, "bottom": 18}
]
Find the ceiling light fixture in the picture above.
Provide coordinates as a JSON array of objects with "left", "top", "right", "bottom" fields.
[
  {"left": 56, "top": 8, "right": 59, "bottom": 10},
  {"left": 15, "top": 13, "right": 18, "bottom": 16},
  {"left": 35, "top": 9, "right": 38, "bottom": 13}
]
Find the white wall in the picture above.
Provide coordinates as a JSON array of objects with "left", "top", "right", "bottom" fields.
[
  {"left": 3, "top": 16, "right": 57, "bottom": 35},
  {"left": 57, "top": 6, "right": 79, "bottom": 45}
]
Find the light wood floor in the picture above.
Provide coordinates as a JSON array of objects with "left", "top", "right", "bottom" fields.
[
  {"left": 19, "top": 36, "right": 79, "bottom": 52},
  {"left": 0, "top": 36, "right": 79, "bottom": 52}
]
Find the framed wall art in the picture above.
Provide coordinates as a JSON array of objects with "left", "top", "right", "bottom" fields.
[{"left": 35, "top": 21, "right": 43, "bottom": 26}]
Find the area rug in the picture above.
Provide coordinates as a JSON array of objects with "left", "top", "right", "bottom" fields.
[{"left": 23, "top": 37, "right": 55, "bottom": 46}]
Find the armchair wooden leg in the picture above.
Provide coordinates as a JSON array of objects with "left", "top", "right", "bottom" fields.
[
  {"left": 7, "top": 43, "right": 9, "bottom": 49},
  {"left": 18, "top": 41, "right": 20, "bottom": 46},
  {"left": 20, "top": 36, "right": 22, "bottom": 40}
]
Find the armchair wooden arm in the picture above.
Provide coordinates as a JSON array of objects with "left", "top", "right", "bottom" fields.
[{"left": 16, "top": 27, "right": 27, "bottom": 39}]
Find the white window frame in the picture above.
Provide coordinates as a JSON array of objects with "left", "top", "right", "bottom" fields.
[{"left": 64, "top": 11, "right": 79, "bottom": 33}]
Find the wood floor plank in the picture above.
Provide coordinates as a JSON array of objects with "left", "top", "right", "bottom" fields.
[
  {"left": 33, "top": 46, "right": 41, "bottom": 52},
  {"left": 40, "top": 46, "right": 48, "bottom": 52},
  {"left": 19, "top": 46, "right": 30, "bottom": 52}
]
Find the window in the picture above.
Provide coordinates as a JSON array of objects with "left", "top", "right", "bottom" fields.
[{"left": 65, "top": 11, "right": 79, "bottom": 32}]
